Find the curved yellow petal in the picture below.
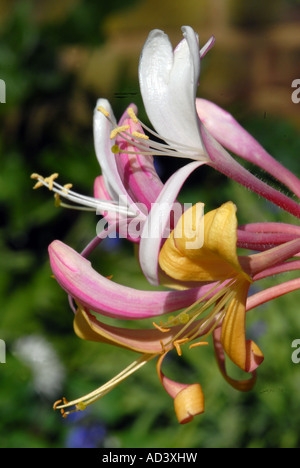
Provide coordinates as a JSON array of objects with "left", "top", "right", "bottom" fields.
[
  {"left": 156, "top": 352, "right": 204, "bottom": 424},
  {"left": 213, "top": 327, "right": 258, "bottom": 392},
  {"left": 220, "top": 280, "right": 264, "bottom": 373},
  {"left": 159, "top": 202, "right": 249, "bottom": 282},
  {"left": 174, "top": 384, "right": 205, "bottom": 424}
]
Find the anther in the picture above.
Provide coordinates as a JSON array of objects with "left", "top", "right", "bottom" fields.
[
  {"left": 131, "top": 131, "right": 149, "bottom": 140},
  {"left": 110, "top": 125, "right": 130, "bottom": 140},
  {"left": 153, "top": 322, "right": 170, "bottom": 333},
  {"left": 44, "top": 173, "right": 59, "bottom": 191},
  {"left": 53, "top": 399, "right": 62, "bottom": 410},
  {"left": 61, "top": 411, "right": 68, "bottom": 419},
  {"left": 189, "top": 341, "right": 209, "bottom": 350},
  {"left": 63, "top": 183, "right": 73, "bottom": 193},
  {"left": 33, "top": 180, "right": 45, "bottom": 190},
  {"left": 30, "top": 173, "right": 42, "bottom": 180},
  {"left": 97, "top": 106, "right": 110, "bottom": 117},
  {"left": 127, "top": 107, "right": 138, "bottom": 123},
  {"left": 173, "top": 338, "right": 189, "bottom": 356}
]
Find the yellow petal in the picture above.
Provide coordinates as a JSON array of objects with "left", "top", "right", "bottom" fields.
[
  {"left": 220, "top": 280, "right": 264, "bottom": 372},
  {"left": 159, "top": 202, "right": 249, "bottom": 282},
  {"left": 213, "top": 327, "right": 258, "bottom": 392},
  {"left": 174, "top": 384, "right": 205, "bottom": 424}
]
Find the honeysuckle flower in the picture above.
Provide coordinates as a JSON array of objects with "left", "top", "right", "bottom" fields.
[
  {"left": 50, "top": 200, "right": 300, "bottom": 423},
  {"left": 31, "top": 22, "right": 300, "bottom": 425}
]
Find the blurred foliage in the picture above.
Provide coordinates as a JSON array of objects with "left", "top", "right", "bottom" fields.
[{"left": 0, "top": 0, "right": 300, "bottom": 449}]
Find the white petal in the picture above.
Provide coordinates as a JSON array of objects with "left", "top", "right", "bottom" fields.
[
  {"left": 139, "top": 27, "right": 206, "bottom": 159},
  {"left": 93, "top": 99, "right": 144, "bottom": 218},
  {"left": 139, "top": 161, "right": 205, "bottom": 286}
]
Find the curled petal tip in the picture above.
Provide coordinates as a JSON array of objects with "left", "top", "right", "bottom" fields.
[
  {"left": 174, "top": 384, "right": 205, "bottom": 424},
  {"left": 49, "top": 240, "right": 82, "bottom": 274}
]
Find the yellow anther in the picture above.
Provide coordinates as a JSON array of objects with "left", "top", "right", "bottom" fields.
[
  {"left": 111, "top": 144, "right": 121, "bottom": 154},
  {"left": 189, "top": 341, "right": 209, "bottom": 350},
  {"left": 153, "top": 322, "right": 170, "bottom": 333},
  {"left": 127, "top": 107, "right": 138, "bottom": 123},
  {"left": 76, "top": 402, "right": 86, "bottom": 411},
  {"left": 173, "top": 338, "right": 189, "bottom": 356},
  {"left": 53, "top": 399, "right": 62, "bottom": 410},
  {"left": 63, "top": 183, "right": 73, "bottom": 193},
  {"left": 33, "top": 180, "right": 44, "bottom": 190},
  {"left": 110, "top": 125, "right": 130, "bottom": 140},
  {"left": 44, "top": 173, "right": 59, "bottom": 191},
  {"left": 97, "top": 106, "right": 110, "bottom": 117},
  {"left": 131, "top": 131, "right": 149, "bottom": 140},
  {"left": 60, "top": 409, "right": 68, "bottom": 419},
  {"left": 30, "top": 173, "right": 42, "bottom": 180}
]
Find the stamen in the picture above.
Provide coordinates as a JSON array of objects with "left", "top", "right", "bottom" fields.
[
  {"left": 63, "top": 183, "right": 73, "bottom": 193},
  {"left": 53, "top": 353, "right": 156, "bottom": 417},
  {"left": 44, "top": 173, "right": 59, "bottom": 190},
  {"left": 33, "top": 180, "right": 45, "bottom": 190},
  {"left": 153, "top": 322, "right": 171, "bottom": 333},
  {"left": 31, "top": 173, "right": 139, "bottom": 217},
  {"left": 110, "top": 125, "right": 130, "bottom": 140},
  {"left": 131, "top": 131, "right": 149, "bottom": 140},
  {"left": 189, "top": 341, "right": 209, "bottom": 350},
  {"left": 53, "top": 399, "right": 62, "bottom": 410},
  {"left": 127, "top": 107, "right": 138, "bottom": 123},
  {"left": 173, "top": 338, "right": 189, "bottom": 356},
  {"left": 97, "top": 106, "right": 110, "bottom": 117}
]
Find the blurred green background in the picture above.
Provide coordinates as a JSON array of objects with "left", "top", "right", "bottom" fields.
[{"left": 0, "top": 0, "right": 300, "bottom": 448}]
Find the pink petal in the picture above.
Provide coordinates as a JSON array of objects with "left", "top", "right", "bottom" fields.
[
  {"left": 49, "top": 240, "right": 222, "bottom": 320},
  {"left": 196, "top": 98, "right": 300, "bottom": 198}
]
